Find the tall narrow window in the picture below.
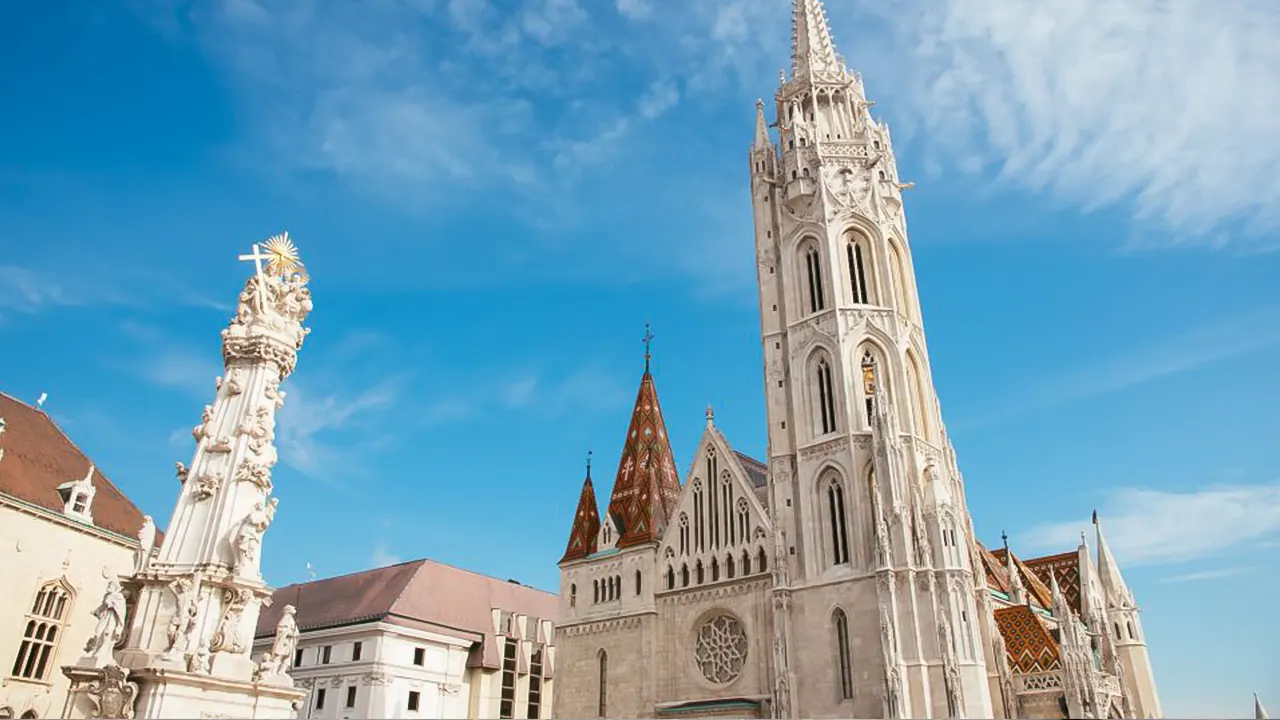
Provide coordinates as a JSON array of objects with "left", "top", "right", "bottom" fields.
[
  {"left": 816, "top": 358, "right": 837, "bottom": 434},
  {"left": 742, "top": 549, "right": 751, "bottom": 574},
  {"left": 598, "top": 650, "right": 609, "bottom": 717},
  {"left": 805, "top": 246, "right": 827, "bottom": 313},
  {"left": 834, "top": 609, "right": 854, "bottom": 699},
  {"left": 727, "top": 554, "right": 736, "bottom": 579},
  {"left": 861, "top": 351, "right": 878, "bottom": 425},
  {"left": 681, "top": 564, "right": 690, "bottom": 587},
  {"left": 666, "top": 566, "right": 675, "bottom": 589},
  {"left": 757, "top": 547, "right": 768, "bottom": 572},
  {"left": 10, "top": 581, "right": 72, "bottom": 681},
  {"left": 570, "top": 583, "right": 577, "bottom": 608},
  {"left": 500, "top": 638, "right": 518, "bottom": 718},
  {"left": 635, "top": 570, "right": 642, "bottom": 596},
  {"left": 527, "top": 646, "right": 544, "bottom": 719},
  {"left": 679, "top": 514, "right": 689, "bottom": 555},
  {"left": 693, "top": 480, "right": 705, "bottom": 552},
  {"left": 696, "top": 560, "right": 705, "bottom": 584},
  {"left": 827, "top": 478, "right": 850, "bottom": 565},
  {"left": 847, "top": 240, "right": 870, "bottom": 304},
  {"left": 888, "top": 241, "right": 909, "bottom": 316},
  {"left": 711, "top": 557, "right": 720, "bottom": 582}
]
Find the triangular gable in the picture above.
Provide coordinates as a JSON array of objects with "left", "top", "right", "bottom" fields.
[
  {"left": 658, "top": 425, "right": 773, "bottom": 568},
  {"left": 561, "top": 474, "right": 601, "bottom": 563}
]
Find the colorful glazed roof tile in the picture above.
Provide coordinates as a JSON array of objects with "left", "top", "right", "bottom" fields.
[
  {"left": 1024, "top": 551, "right": 1082, "bottom": 617},
  {"left": 0, "top": 391, "right": 158, "bottom": 544},
  {"left": 993, "top": 605, "right": 1062, "bottom": 674},
  {"left": 605, "top": 369, "right": 682, "bottom": 549},
  {"left": 991, "top": 547, "right": 1055, "bottom": 608},
  {"left": 561, "top": 469, "right": 601, "bottom": 563},
  {"left": 977, "top": 542, "right": 1011, "bottom": 594}
]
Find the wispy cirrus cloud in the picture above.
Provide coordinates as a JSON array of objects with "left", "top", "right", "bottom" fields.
[
  {"left": 1022, "top": 481, "right": 1280, "bottom": 567},
  {"left": 958, "top": 307, "right": 1280, "bottom": 430},
  {"left": 844, "top": 0, "right": 1280, "bottom": 245},
  {"left": 0, "top": 265, "right": 229, "bottom": 322}
]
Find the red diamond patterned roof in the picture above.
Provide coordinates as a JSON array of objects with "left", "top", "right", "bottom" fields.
[{"left": 605, "top": 370, "right": 681, "bottom": 549}]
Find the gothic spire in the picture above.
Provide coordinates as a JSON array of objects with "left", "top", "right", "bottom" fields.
[
  {"left": 605, "top": 355, "right": 681, "bottom": 549},
  {"left": 790, "top": 0, "right": 840, "bottom": 79},
  {"left": 1002, "top": 531, "right": 1028, "bottom": 604},
  {"left": 1256, "top": 692, "right": 1270, "bottom": 720},
  {"left": 1048, "top": 569, "right": 1071, "bottom": 622},
  {"left": 560, "top": 454, "right": 601, "bottom": 563},
  {"left": 753, "top": 99, "right": 771, "bottom": 149},
  {"left": 1093, "top": 511, "right": 1136, "bottom": 610}
]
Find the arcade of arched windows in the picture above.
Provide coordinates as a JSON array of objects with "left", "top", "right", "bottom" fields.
[
  {"left": 591, "top": 573, "right": 625, "bottom": 604},
  {"left": 663, "top": 447, "right": 770, "bottom": 590}
]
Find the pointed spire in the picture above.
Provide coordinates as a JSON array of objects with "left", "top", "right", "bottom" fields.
[
  {"left": 1094, "top": 512, "right": 1136, "bottom": 610},
  {"left": 790, "top": 0, "right": 840, "bottom": 78},
  {"left": 1049, "top": 569, "right": 1071, "bottom": 622},
  {"left": 1256, "top": 692, "right": 1270, "bottom": 720},
  {"left": 706, "top": 405, "right": 715, "bottom": 428},
  {"left": 643, "top": 323, "right": 655, "bottom": 372},
  {"left": 753, "top": 99, "right": 771, "bottom": 149},
  {"left": 605, "top": 363, "right": 682, "bottom": 549},
  {"left": 560, "top": 455, "right": 602, "bottom": 563},
  {"left": 1077, "top": 532, "right": 1106, "bottom": 624},
  {"left": 1002, "top": 531, "right": 1027, "bottom": 604}
]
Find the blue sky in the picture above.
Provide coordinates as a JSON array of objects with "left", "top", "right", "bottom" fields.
[{"left": 2, "top": 0, "right": 1278, "bottom": 715}]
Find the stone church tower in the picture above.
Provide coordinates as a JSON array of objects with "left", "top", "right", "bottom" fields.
[
  {"left": 748, "top": 0, "right": 994, "bottom": 717},
  {"left": 554, "top": 1, "right": 1162, "bottom": 718}
]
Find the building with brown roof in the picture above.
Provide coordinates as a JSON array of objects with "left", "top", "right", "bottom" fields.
[
  {"left": 251, "top": 558, "right": 557, "bottom": 720},
  {"left": 0, "top": 391, "right": 155, "bottom": 719}
]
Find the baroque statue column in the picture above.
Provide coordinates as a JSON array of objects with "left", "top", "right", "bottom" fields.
[{"left": 62, "top": 233, "right": 313, "bottom": 720}]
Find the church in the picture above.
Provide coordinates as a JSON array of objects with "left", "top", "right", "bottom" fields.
[{"left": 551, "top": 1, "right": 1162, "bottom": 718}]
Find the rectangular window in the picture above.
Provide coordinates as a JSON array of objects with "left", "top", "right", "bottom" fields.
[
  {"left": 315, "top": 688, "right": 326, "bottom": 710},
  {"left": 527, "top": 646, "right": 544, "bottom": 719},
  {"left": 322, "top": 645, "right": 332, "bottom": 664},
  {"left": 293, "top": 648, "right": 303, "bottom": 667},
  {"left": 408, "top": 691, "right": 421, "bottom": 712},
  {"left": 346, "top": 686, "right": 357, "bottom": 708},
  {"left": 352, "top": 641, "right": 363, "bottom": 661},
  {"left": 413, "top": 647, "right": 425, "bottom": 666},
  {"left": 499, "top": 638, "right": 518, "bottom": 719}
]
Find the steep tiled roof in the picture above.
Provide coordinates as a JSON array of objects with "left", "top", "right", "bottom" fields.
[
  {"left": 561, "top": 471, "right": 601, "bottom": 563},
  {"left": 733, "top": 451, "right": 770, "bottom": 511},
  {"left": 0, "top": 391, "right": 155, "bottom": 543},
  {"left": 256, "top": 558, "right": 558, "bottom": 669},
  {"left": 1024, "top": 551, "right": 1082, "bottom": 617},
  {"left": 977, "top": 542, "right": 1011, "bottom": 594},
  {"left": 993, "top": 605, "right": 1062, "bottom": 674},
  {"left": 605, "top": 370, "right": 682, "bottom": 548},
  {"left": 990, "top": 547, "right": 1054, "bottom": 609}
]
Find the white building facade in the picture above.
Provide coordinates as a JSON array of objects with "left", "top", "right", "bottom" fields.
[
  {"left": 253, "top": 559, "right": 556, "bottom": 720},
  {"left": 0, "top": 392, "right": 154, "bottom": 720}
]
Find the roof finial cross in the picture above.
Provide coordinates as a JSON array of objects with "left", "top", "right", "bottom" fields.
[
  {"left": 643, "top": 323, "right": 655, "bottom": 371},
  {"left": 1001, "top": 529, "right": 1009, "bottom": 550},
  {"left": 586, "top": 450, "right": 593, "bottom": 476}
]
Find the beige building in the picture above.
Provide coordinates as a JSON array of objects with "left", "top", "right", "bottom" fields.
[
  {"left": 252, "top": 559, "right": 557, "bottom": 720},
  {"left": 552, "top": 1, "right": 1162, "bottom": 718},
  {"left": 0, "top": 392, "right": 155, "bottom": 719}
]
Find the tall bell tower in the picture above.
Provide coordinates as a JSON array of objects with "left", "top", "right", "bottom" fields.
[{"left": 751, "top": 1, "right": 995, "bottom": 717}]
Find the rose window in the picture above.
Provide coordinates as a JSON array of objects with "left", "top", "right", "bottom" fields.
[{"left": 694, "top": 613, "right": 748, "bottom": 684}]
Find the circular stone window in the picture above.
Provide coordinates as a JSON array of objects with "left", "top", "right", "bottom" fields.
[{"left": 694, "top": 613, "right": 748, "bottom": 684}]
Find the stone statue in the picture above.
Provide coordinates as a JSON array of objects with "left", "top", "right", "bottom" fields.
[
  {"left": 135, "top": 516, "right": 156, "bottom": 572},
  {"left": 232, "top": 497, "right": 278, "bottom": 575},
  {"left": 84, "top": 580, "right": 127, "bottom": 664},
  {"left": 254, "top": 605, "right": 299, "bottom": 680},
  {"left": 166, "top": 577, "right": 197, "bottom": 652},
  {"left": 175, "top": 462, "right": 188, "bottom": 484}
]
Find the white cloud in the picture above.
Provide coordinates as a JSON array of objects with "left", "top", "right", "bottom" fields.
[
  {"left": 1161, "top": 567, "right": 1249, "bottom": 584},
  {"left": 850, "top": 0, "right": 1280, "bottom": 244},
  {"left": 1022, "top": 481, "right": 1280, "bottom": 566},
  {"left": 0, "top": 265, "right": 229, "bottom": 320},
  {"left": 615, "top": 0, "right": 651, "bottom": 21},
  {"left": 637, "top": 79, "right": 680, "bottom": 120},
  {"left": 276, "top": 374, "right": 405, "bottom": 483}
]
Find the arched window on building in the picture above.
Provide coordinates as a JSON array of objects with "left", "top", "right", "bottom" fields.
[
  {"left": 847, "top": 235, "right": 872, "bottom": 304},
  {"left": 742, "top": 549, "right": 752, "bottom": 575},
  {"left": 815, "top": 356, "right": 838, "bottom": 435},
  {"left": 10, "top": 581, "right": 72, "bottom": 681},
  {"left": 679, "top": 514, "right": 690, "bottom": 556},
  {"left": 827, "top": 476, "right": 851, "bottom": 566},
  {"left": 681, "top": 564, "right": 690, "bottom": 587},
  {"left": 597, "top": 650, "right": 608, "bottom": 717},
  {"left": 635, "top": 570, "right": 642, "bottom": 596},
  {"left": 570, "top": 583, "right": 577, "bottom": 608},
  {"left": 833, "top": 608, "right": 854, "bottom": 699},
  {"left": 666, "top": 566, "right": 675, "bottom": 590},
  {"left": 888, "top": 240, "right": 911, "bottom": 317},
  {"left": 803, "top": 243, "right": 828, "bottom": 314},
  {"left": 905, "top": 350, "right": 930, "bottom": 439},
  {"left": 757, "top": 547, "right": 768, "bottom": 573}
]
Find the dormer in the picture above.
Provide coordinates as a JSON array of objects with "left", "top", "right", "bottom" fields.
[{"left": 57, "top": 463, "right": 97, "bottom": 523}]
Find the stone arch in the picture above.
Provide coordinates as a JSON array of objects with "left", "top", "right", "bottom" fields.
[
  {"left": 815, "top": 465, "right": 852, "bottom": 567},
  {"left": 843, "top": 228, "right": 879, "bottom": 305},
  {"left": 805, "top": 344, "right": 842, "bottom": 438},
  {"left": 904, "top": 348, "right": 931, "bottom": 439},
  {"left": 885, "top": 235, "right": 913, "bottom": 318},
  {"left": 831, "top": 606, "right": 854, "bottom": 700},
  {"left": 795, "top": 235, "right": 830, "bottom": 315}
]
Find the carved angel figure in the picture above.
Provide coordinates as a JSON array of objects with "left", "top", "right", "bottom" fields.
[
  {"left": 254, "top": 605, "right": 299, "bottom": 680},
  {"left": 166, "top": 577, "right": 197, "bottom": 652},
  {"left": 135, "top": 516, "right": 156, "bottom": 572},
  {"left": 232, "top": 497, "right": 278, "bottom": 575},
  {"left": 84, "top": 580, "right": 127, "bottom": 663}
]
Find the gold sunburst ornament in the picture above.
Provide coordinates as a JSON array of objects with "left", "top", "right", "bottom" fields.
[{"left": 262, "top": 232, "right": 303, "bottom": 278}]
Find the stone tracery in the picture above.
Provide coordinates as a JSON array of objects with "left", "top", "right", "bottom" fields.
[{"left": 693, "top": 613, "right": 749, "bottom": 684}]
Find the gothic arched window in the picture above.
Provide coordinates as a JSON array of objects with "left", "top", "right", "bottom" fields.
[
  {"left": 598, "top": 650, "right": 608, "bottom": 717},
  {"left": 827, "top": 476, "right": 851, "bottom": 566},
  {"left": 757, "top": 547, "right": 768, "bottom": 573},
  {"left": 666, "top": 566, "right": 675, "bottom": 589},
  {"left": 833, "top": 608, "right": 854, "bottom": 699},
  {"left": 693, "top": 478, "right": 706, "bottom": 553},
  {"left": 679, "top": 513, "right": 690, "bottom": 556},
  {"left": 11, "top": 581, "right": 72, "bottom": 681},
  {"left": 847, "top": 236, "right": 872, "bottom": 305},
  {"left": 888, "top": 239, "right": 910, "bottom": 317},
  {"left": 681, "top": 564, "right": 690, "bottom": 587},
  {"left": 815, "top": 356, "right": 838, "bottom": 435},
  {"left": 711, "top": 557, "right": 720, "bottom": 582},
  {"left": 727, "top": 554, "right": 736, "bottom": 579},
  {"left": 696, "top": 560, "right": 705, "bottom": 585},
  {"left": 905, "top": 351, "right": 929, "bottom": 439},
  {"left": 803, "top": 244, "right": 827, "bottom": 314},
  {"left": 736, "top": 499, "right": 750, "bottom": 546},
  {"left": 570, "top": 583, "right": 577, "bottom": 608},
  {"left": 742, "top": 549, "right": 752, "bottom": 574}
]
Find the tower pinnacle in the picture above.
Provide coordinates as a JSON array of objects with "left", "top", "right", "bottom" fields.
[
  {"left": 643, "top": 323, "right": 655, "bottom": 372},
  {"left": 791, "top": 0, "right": 840, "bottom": 78}
]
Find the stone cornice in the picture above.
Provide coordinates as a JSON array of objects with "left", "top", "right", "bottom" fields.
[{"left": 0, "top": 494, "right": 140, "bottom": 550}]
